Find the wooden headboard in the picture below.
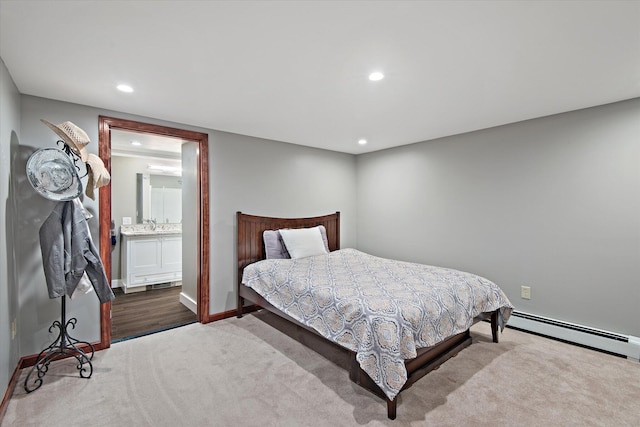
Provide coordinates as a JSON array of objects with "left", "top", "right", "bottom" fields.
[
  {"left": 237, "top": 211, "right": 340, "bottom": 274},
  {"left": 236, "top": 211, "right": 340, "bottom": 317}
]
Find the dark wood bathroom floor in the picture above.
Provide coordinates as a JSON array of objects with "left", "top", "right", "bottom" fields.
[{"left": 111, "top": 286, "right": 197, "bottom": 341}]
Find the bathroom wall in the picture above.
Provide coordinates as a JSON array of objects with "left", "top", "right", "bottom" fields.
[
  {"left": 110, "top": 155, "right": 181, "bottom": 283},
  {"left": 181, "top": 141, "right": 199, "bottom": 311}
]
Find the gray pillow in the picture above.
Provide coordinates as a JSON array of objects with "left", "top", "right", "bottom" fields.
[{"left": 263, "top": 230, "right": 290, "bottom": 259}]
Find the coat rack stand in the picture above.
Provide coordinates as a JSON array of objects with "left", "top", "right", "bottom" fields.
[
  {"left": 23, "top": 135, "right": 104, "bottom": 393},
  {"left": 24, "top": 296, "right": 94, "bottom": 392}
]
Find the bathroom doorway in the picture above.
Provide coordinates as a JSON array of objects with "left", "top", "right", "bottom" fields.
[
  {"left": 110, "top": 129, "right": 193, "bottom": 340},
  {"left": 97, "top": 116, "right": 210, "bottom": 346},
  {"left": 111, "top": 286, "right": 196, "bottom": 341}
]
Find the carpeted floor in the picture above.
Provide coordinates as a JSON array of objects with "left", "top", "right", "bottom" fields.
[{"left": 3, "top": 312, "right": 640, "bottom": 426}]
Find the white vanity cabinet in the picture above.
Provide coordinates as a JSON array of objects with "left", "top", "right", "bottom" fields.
[{"left": 121, "top": 233, "right": 182, "bottom": 293}]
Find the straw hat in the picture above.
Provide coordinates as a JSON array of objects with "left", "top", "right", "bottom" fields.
[
  {"left": 26, "top": 148, "right": 82, "bottom": 201},
  {"left": 40, "top": 119, "right": 90, "bottom": 162},
  {"left": 85, "top": 153, "right": 111, "bottom": 200}
]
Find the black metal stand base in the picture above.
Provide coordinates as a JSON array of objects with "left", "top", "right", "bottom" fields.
[{"left": 24, "top": 296, "right": 94, "bottom": 393}]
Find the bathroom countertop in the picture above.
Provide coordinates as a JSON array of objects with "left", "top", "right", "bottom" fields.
[{"left": 120, "top": 224, "right": 182, "bottom": 236}]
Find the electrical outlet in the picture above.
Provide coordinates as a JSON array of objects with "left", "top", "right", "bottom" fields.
[
  {"left": 521, "top": 286, "right": 531, "bottom": 300},
  {"left": 11, "top": 319, "right": 16, "bottom": 339}
]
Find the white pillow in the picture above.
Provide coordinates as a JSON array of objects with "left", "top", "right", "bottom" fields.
[{"left": 279, "top": 226, "right": 329, "bottom": 259}]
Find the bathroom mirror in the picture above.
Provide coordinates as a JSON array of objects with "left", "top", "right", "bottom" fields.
[{"left": 136, "top": 173, "right": 182, "bottom": 224}]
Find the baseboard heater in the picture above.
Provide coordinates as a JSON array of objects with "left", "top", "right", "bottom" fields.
[{"left": 507, "top": 311, "right": 640, "bottom": 362}]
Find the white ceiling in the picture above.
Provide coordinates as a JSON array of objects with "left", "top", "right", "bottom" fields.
[{"left": 1, "top": 1, "right": 639, "bottom": 154}]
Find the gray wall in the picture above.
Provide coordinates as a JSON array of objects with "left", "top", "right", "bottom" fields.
[
  {"left": 111, "top": 155, "right": 148, "bottom": 281},
  {"left": 18, "top": 96, "right": 103, "bottom": 357},
  {"left": 15, "top": 95, "right": 357, "bottom": 356},
  {"left": 110, "top": 155, "right": 181, "bottom": 282},
  {"left": 209, "top": 130, "right": 357, "bottom": 312},
  {"left": 0, "top": 57, "right": 20, "bottom": 397},
  {"left": 357, "top": 98, "right": 640, "bottom": 337},
  {"left": 181, "top": 141, "right": 199, "bottom": 306}
]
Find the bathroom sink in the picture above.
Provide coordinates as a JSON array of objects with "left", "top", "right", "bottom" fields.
[
  {"left": 121, "top": 230, "right": 182, "bottom": 236},
  {"left": 120, "top": 224, "right": 182, "bottom": 236}
]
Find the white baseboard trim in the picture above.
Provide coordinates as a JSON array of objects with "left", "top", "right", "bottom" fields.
[
  {"left": 111, "top": 279, "right": 122, "bottom": 289},
  {"left": 508, "top": 311, "right": 640, "bottom": 362},
  {"left": 179, "top": 292, "right": 197, "bottom": 314}
]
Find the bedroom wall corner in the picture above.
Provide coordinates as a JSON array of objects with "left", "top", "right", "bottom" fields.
[{"left": 208, "top": 131, "right": 358, "bottom": 316}]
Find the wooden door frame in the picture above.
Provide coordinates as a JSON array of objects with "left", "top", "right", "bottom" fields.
[{"left": 97, "top": 116, "right": 210, "bottom": 347}]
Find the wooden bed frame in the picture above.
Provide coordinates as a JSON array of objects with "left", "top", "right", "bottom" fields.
[{"left": 236, "top": 211, "right": 499, "bottom": 419}]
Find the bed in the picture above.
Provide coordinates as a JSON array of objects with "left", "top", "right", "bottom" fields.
[{"left": 236, "top": 212, "right": 513, "bottom": 419}]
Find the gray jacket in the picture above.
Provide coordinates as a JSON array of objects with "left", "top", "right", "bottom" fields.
[{"left": 39, "top": 201, "right": 115, "bottom": 304}]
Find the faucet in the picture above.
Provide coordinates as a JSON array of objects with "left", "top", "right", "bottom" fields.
[{"left": 145, "top": 218, "right": 157, "bottom": 230}]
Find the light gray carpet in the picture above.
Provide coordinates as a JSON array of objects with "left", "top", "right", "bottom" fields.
[{"left": 3, "top": 312, "right": 640, "bottom": 426}]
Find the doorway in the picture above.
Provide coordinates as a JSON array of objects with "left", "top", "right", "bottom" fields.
[
  {"left": 97, "top": 116, "right": 210, "bottom": 347},
  {"left": 109, "top": 129, "right": 192, "bottom": 340}
]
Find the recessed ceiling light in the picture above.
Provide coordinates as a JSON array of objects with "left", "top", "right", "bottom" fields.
[
  {"left": 358, "top": 139, "right": 368, "bottom": 145},
  {"left": 368, "top": 72, "right": 384, "bottom": 81},
  {"left": 130, "top": 141, "right": 141, "bottom": 146},
  {"left": 117, "top": 84, "right": 133, "bottom": 93}
]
